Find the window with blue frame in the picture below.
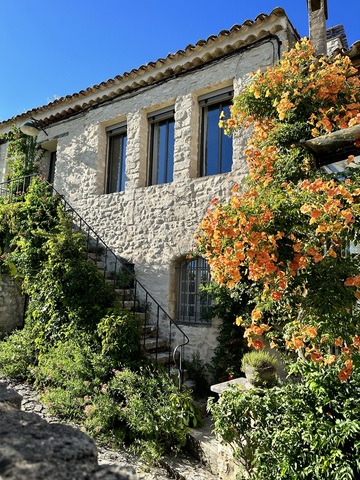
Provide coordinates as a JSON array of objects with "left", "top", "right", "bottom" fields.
[
  {"left": 199, "top": 89, "right": 233, "bottom": 177},
  {"left": 148, "top": 109, "right": 175, "bottom": 185},
  {"left": 106, "top": 123, "right": 127, "bottom": 193}
]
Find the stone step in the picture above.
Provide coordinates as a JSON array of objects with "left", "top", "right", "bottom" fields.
[
  {"left": 186, "top": 417, "right": 242, "bottom": 480},
  {"left": 86, "top": 252, "right": 100, "bottom": 261},
  {"left": 146, "top": 351, "right": 171, "bottom": 365},
  {"left": 142, "top": 337, "right": 168, "bottom": 352},
  {"left": 117, "top": 299, "right": 140, "bottom": 310},
  {"left": 114, "top": 288, "right": 134, "bottom": 299},
  {"left": 160, "top": 452, "right": 218, "bottom": 480},
  {"left": 135, "top": 312, "right": 146, "bottom": 322},
  {"left": 142, "top": 325, "right": 157, "bottom": 337}
]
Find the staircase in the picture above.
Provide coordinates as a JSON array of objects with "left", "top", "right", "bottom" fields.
[
  {"left": 0, "top": 174, "right": 189, "bottom": 386},
  {"left": 88, "top": 247, "right": 173, "bottom": 368}
]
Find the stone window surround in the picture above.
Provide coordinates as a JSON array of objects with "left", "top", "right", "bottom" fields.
[{"left": 105, "top": 121, "right": 127, "bottom": 194}]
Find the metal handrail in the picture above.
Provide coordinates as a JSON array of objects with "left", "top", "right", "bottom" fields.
[{"left": 0, "top": 174, "right": 189, "bottom": 385}]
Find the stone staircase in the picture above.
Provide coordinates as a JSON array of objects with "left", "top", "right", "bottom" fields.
[{"left": 87, "top": 248, "right": 174, "bottom": 369}]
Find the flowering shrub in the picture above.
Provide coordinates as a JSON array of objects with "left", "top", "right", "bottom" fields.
[
  {"left": 209, "top": 354, "right": 360, "bottom": 479},
  {"left": 196, "top": 39, "right": 360, "bottom": 380}
]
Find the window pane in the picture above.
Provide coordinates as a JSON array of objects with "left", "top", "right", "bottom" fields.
[
  {"left": 107, "top": 132, "right": 127, "bottom": 193},
  {"left": 206, "top": 107, "right": 221, "bottom": 176},
  {"left": 220, "top": 104, "right": 233, "bottom": 173},
  {"left": 149, "top": 114, "right": 174, "bottom": 185},
  {"left": 201, "top": 97, "right": 233, "bottom": 177}
]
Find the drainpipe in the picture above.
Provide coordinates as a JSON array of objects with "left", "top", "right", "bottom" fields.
[{"left": 307, "top": 0, "right": 328, "bottom": 56}]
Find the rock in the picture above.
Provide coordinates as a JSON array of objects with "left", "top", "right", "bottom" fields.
[
  {"left": 0, "top": 380, "right": 22, "bottom": 409},
  {"left": 0, "top": 384, "right": 137, "bottom": 480}
]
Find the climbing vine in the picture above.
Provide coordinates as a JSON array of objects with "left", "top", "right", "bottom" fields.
[{"left": 196, "top": 39, "right": 360, "bottom": 380}]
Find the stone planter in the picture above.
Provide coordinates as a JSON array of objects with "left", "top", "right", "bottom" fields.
[{"left": 243, "top": 364, "right": 277, "bottom": 387}]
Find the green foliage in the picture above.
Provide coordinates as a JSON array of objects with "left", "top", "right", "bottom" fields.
[
  {"left": 202, "top": 282, "right": 248, "bottom": 382},
  {"left": 0, "top": 126, "right": 199, "bottom": 464},
  {"left": 97, "top": 309, "right": 143, "bottom": 367},
  {"left": 34, "top": 337, "right": 98, "bottom": 391},
  {"left": 0, "top": 324, "right": 37, "bottom": 380},
  {"left": 199, "top": 39, "right": 360, "bottom": 478},
  {"left": 209, "top": 356, "right": 360, "bottom": 479},
  {"left": 3, "top": 126, "right": 44, "bottom": 183},
  {"left": 241, "top": 350, "right": 278, "bottom": 371},
  {"left": 71, "top": 367, "right": 203, "bottom": 461},
  {"left": 110, "top": 264, "right": 135, "bottom": 289},
  {"left": 184, "top": 351, "right": 210, "bottom": 398},
  {"left": 241, "top": 350, "right": 279, "bottom": 387}
]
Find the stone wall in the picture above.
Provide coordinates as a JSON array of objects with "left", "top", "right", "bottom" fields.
[{"left": 0, "top": 275, "right": 25, "bottom": 335}]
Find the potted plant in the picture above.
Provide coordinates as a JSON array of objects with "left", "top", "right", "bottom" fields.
[{"left": 241, "top": 350, "right": 278, "bottom": 387}]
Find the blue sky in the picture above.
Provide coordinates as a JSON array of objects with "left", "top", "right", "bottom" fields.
[{"left": 1, "top": 0, "right": 359, "bottom": 122}]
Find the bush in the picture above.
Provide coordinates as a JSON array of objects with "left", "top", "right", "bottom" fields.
[
  {"left": 97, "top": 309, "right": 143, "bottom": 368},
  {"left": 209, "top": 356, "right": 360, "bottom": 479},
  {"left": 201, "top": 283, "right": 248, "bottom": 382},
  {"left": 185, "top": 351, "right": 210, "bottom": 398},
  {"left": 0, "top": 325, "right": 38, "bottom": 380},
  {"left": 84, "top": 367, "right": 202, "bottom": 462}
]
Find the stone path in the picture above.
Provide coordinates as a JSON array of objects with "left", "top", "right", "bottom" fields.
[{"left": 2, "top": 377, "right": 173, "bottom": 480}]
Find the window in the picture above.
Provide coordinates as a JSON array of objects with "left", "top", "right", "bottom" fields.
[
  {"left": 177, "top": 257, "right": 212, "bottom": 324},
  {"left": 48, "top": 151, "right": 56, "bottom": 184},
  {"left": 106, "top": 124, "right": 127, "bottom": 193},
  {"left": 310, "top": 0, "right": 321, "bottom": 11},
  {"left": 148, "top": 109, "right": 174, "bottom": 185},
  {"left": 199, "top": 89, "right": 233, "bottom": 177}
]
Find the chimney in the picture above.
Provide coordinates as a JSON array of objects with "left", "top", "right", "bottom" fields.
[{"left": 307, "top": 0, "right": 328, "bottom": 55}]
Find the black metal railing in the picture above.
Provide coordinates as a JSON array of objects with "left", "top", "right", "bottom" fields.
[{"left": 0, "top": 174, "right": 189, "bottom": 387}]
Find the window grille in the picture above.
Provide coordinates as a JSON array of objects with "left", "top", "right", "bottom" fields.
[{"left": 177, "top": 257, "right": 212, "bottom": 324}]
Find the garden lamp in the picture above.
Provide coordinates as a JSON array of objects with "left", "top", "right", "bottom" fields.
[{"left": 20, "top": 119, "right": 48, "bottom": 137}]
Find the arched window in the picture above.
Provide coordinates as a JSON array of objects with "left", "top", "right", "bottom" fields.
[{"left": 177, "top": 257, "right": 211, "bottom": 324}]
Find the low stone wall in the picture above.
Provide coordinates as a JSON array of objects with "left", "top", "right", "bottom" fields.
[
  {"left": 0, "top": 275, "right": 25, "bottom": 335},
  {"left": 0, "top": 380, "right": 137, "bottom": 480}
]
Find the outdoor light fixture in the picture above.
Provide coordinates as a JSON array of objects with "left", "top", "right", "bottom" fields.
[{"left": 20, "top": 118, "right": 48, "bottom": 137}]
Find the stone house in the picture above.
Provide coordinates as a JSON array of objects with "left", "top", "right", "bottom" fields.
[{"left": 0, "top": 8, "right": 306, "bottom": 363}]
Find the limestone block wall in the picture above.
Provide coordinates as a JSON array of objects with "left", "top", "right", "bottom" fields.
[{"left": 0, "top": 275, "right": 25, "bottom": 336}]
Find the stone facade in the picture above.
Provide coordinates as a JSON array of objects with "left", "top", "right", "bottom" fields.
[
  {"left": 0, "top": 275, "right": 25, "bottom": 336},
  {"left": 0, "top": 10, "right": 298, "bottom": 363}
]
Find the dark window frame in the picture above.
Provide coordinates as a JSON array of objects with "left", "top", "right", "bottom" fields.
[
  {"left": 106, "top": 123, "right": 127, "bottom": 194},
  {"left": 199, "top": 89, "right": 233, "bottom": 177},
  {"left": 148, "top": 109, "right": 175, "bottom": 186}
]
